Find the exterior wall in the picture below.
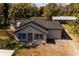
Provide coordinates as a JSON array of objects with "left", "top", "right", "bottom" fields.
[
  {"left": 15, "top": 26, "right": 47, "bottom": 43},
  {"left": 48, "top": 29, "right": 62, "bottom": 39},
  {"left": 18, "top": 23, "right": 48, "bottom": 34}
]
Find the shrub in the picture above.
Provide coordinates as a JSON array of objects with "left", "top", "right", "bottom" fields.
[{"left": 0, "top": 38, "right": 10, "bottom": 49}]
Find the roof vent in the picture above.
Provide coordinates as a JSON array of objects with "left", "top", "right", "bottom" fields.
[{"left": 17, "top": 22, "right": 21, "bottom": 27}]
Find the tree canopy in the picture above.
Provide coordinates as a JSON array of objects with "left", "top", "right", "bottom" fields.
[{"left": 0, "top": 3, "right": 79, "bottom": 23}]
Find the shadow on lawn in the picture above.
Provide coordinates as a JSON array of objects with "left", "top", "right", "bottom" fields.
[
  {"left": 46, "top": 38, "right": 56, "bottom": 44},
  {"left": 62, "top": 30, "right": 72, "bottom": 40}
]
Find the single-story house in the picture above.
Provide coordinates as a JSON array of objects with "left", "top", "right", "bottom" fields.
[{"left": 12, "top": 18, "right": 64, "bottom": 44}]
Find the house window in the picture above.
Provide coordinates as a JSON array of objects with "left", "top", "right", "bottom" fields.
[
  {"left": 34, "top": 34, "right": 43, "bottom": 39},
  {"left": 40, "top": 34, "right": 43, "bottom": 39},
  {"left": 17, "top": 33, "right": 21, "bottom": 39},
  {"left": 22, "top": 33, "right": 26, "bottom": 39},
  {"left": 17, "top": 33, "right": 26, "bottom": 39},
  {"left": 34, "top": 34, "right": 39, "bottom": 39}
]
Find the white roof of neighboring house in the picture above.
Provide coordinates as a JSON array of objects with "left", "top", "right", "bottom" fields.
[{"left": 52, "top": 16, "right": 77, "bottom": 20}]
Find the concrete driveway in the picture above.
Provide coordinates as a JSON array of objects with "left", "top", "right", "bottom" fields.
[{"left": 0, "top": 49, "right": 15, "bottom": 56}]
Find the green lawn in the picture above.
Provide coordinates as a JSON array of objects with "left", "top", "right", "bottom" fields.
[
  {"left": 62, "top": 24, "right": 75, "bottom": 34},
  {"left": 62, "top": 24, "right": 79, "bottom": 42}
]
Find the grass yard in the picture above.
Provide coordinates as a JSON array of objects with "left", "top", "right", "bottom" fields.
[{"left": 62, "top": 24, "right": 79, "bottom": 42}]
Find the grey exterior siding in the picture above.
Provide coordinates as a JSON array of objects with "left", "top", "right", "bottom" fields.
[
  {"left": 16, "top": 23, "right": 48, "bottom": 34},
  {"left": 48, "top": 29, "right": 62, "bottom": 39},
  {"left": 15, "top": 26, "right": 47, "bottom": 43}
]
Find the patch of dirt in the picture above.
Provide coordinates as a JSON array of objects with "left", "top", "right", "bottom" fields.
[
  {"left": 0, "top": 29, "right": 14, "bottom": 39},
  {"left": 14, "top": 40, "right": 79, "bottom": 56}
]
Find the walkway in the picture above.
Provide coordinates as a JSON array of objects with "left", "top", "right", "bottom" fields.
[{"left": 0, "top": 49, "right": 15, "bottom": 56}]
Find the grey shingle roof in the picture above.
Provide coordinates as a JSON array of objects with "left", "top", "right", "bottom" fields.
[
  {"left": 15, "top": 18, "right": 64, "bottom": 30},
  {"left": 33, "top": 19, "right": 64, "bottom": 29}
]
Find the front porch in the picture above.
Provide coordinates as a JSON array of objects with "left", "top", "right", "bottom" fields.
[{"left": 16, "top": 33, "right": 47, "bottom": 44}]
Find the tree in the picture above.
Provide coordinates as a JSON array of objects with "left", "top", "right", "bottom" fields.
[
  {"left": 0, "top": 4, "right": 3, "bottom": 24},
  {"left": 13, "top": 3, "right": 32, "bottom": 18},
  {"left": 3, "top": 3, "right": 9, "bottom": 26},
  {"left": 44, "top": 3, "right": 58, "bottom": 20},
  {"left": 9, "top": 3, "right": 42, "bottom": 19},
  {"left": 39, "top": 6, "right": 44, "bottom": 17},
  {"left": 31, "top": 4, "right": 40, "bottom": 17}
]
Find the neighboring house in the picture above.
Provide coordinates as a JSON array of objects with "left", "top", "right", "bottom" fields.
[
  {"left": 13, "top": 18, "right": 64, "bottom": 44},
  {"left": 52, "top": 16, "right": 77, "bottom": 24}
]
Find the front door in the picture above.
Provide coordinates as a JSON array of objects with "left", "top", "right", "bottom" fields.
[{"left": 28, "top": 33, "right": 32, "bottom": 42}]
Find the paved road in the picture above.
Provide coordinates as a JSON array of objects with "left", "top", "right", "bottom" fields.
[{"left": 0, "top": 49, "right": 15, "bottom": 56}]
